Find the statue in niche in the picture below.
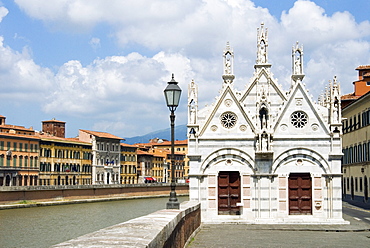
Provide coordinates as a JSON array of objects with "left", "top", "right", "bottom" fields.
[
  {"left": 333, "top": 96, "right": 339, "bottom": 122},
  {"left": 225, "top": 57, "right": 231, "bottom": 74},
  {"left": 258, "top": 40, "right": 267, "bottom": 63},
  {"left": 292, "top": 42, "right": 304, "bottom": 76},
  {"left": 261, "top": 133, "right": 268, "bottom": 151},
  {"left": 294, "top": 53, "right": 301, "bottom": 74},
  {"left": 259, "top": 107, "right": 268, "bottom": 129},
  {"left": 190, "top": 105, "right": 196, "bottom": 124}
]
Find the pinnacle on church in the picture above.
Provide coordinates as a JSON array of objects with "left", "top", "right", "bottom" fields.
[
  {"left": 256, "top": 23, "right": 268, "bottom": 65},
  {"left": 222, "top": 41, "right": 235, "bottom": 84},
  {"left": 291, "top": 41, "right": 305, "bottom": 83}
]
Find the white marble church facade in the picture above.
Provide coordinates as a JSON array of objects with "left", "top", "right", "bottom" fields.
[{"left": 187, "top": 24, "right": 346, "bottom": 224}]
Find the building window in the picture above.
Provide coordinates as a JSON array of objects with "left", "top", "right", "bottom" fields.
[
  {"left": 360, "top": 177, "right": 363, "bottom": 192},
  {"left": 363, "top": 143, "right": 367, "bottom": 162},
  {"left": 355, "top": 177, "right": 358, "bottom": 192},
  {"left": 359, "top": 144, "right": 363, "bottom": 162}
]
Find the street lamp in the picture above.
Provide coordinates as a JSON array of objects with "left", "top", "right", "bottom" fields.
[{"left": 164, "top": 73, "right": 182, "bottom": 209}]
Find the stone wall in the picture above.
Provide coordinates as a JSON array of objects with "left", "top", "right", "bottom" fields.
[
  {"left": 53, "top": 201, "right": 201, "bottom": 248},
  {"left": 0, "top": 184, "right": 189, "bottom": 204}
]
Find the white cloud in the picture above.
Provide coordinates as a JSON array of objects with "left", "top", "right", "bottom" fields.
[
  {"left": 89, "top": 37, "right": 100, "bottom": 50},
  {"left": 0, "top": 6, "right": 8, "bottom": 21},
  {"left": 40, "top": 52, "right": 193, "bottom": 136},
  {"left": 0, "top": 36, "right": 53, "bottom": 101}
]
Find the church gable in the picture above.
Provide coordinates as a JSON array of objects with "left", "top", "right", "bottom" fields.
[
  {"left": 241, "top": 68, "right": 286, "bottom": 115},
  {"left": 273, "top": 81, "right": 329, "bottom": 137},
  {"left": 198, "top": 86, "right": 254, "bottom": 138}
]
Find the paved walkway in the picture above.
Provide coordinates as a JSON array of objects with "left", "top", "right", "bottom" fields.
[{"left": 187, "top": 204, "right": 370, "bottom": 248}]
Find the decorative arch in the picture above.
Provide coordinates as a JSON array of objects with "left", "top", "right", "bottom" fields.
[
  {"left": 200, "top": 148, "right": 255, "bottom": 173},
  {"left": 272, "top": 148, "right": 330, "bottom": 174}
]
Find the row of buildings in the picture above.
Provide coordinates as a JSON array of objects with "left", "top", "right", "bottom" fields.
[{"left": 0, "top": 116, "right": 188, "bottom": 187}]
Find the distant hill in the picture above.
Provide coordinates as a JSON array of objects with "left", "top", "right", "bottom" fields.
[{"left": 123, "top": 124, "right": 187, "bottom": 144}]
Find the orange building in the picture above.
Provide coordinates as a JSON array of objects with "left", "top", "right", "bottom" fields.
[
  {"left": 342, "top": 65, "right": 370, "bottom": 108},
  {"left": 0, "top": 116, "right": 40, "bottom": 186},
  {"left": 136, "top": 139, "right": 187, "bottom": 183},
  {"left": 146, "top": 139, "right": 189, "bottom": 180}
]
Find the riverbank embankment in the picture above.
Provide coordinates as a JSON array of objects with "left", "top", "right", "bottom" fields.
[{"left": 0, "top": 183, "right": 189, "bottom": 210}]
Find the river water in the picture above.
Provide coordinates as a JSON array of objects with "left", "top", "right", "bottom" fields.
[{"left": 0, "top": 196, "right": 188, "bottom": 248}]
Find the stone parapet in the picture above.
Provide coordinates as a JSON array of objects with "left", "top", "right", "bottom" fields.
[{"left": 52, "top": 201, "right": 201, "bottom": 248}]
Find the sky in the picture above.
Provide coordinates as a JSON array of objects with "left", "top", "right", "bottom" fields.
[{"left": 0, "top": 0, "right": 369, "bottom": 139}]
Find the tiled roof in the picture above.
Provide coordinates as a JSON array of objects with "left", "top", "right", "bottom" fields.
[
  {"left": 136, "top": 139, "right": 188, "bottom": 146},
  {"left": 36, "top": 133, "right": 91, "bottom": 145},
  {"left": 341, "top": 93, "right": 360, "bottom": 100},
  {"left": 137, "top": 150, "right": 152, "bottom": 155},
  {"left": 356, "top": 65, "right": 370, "bottom": 70},
  {"left": 42, "top": 119, "right": 66, "bottom": 123},
  {"left": 120, "top": 143, "right": 138, "bottom": 148},
  {"left": 0, "top": 124, "right": 34, "bottom": 132},
  {"left": 80, "top": 129, "right": 123, "bottom": 140},
  {"left": 0, "top": 132, "right": 40, "bottom": 140}
]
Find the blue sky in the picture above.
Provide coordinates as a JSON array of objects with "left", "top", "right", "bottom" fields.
[{"left": 0, "top": 0, "right": 369, "bottom": 139}]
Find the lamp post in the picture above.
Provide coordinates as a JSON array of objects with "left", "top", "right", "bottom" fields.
[{"left": 164, "top": 73, "right": 182, "bottom": 209}]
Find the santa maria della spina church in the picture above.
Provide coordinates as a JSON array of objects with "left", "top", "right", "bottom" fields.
[{"left": 187, "top": 24, "right": 347, "bottom": 224}]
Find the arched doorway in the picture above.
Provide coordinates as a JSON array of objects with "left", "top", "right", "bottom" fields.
[{"left": 5, "top": 175, "right": 11, "bottom": 186}]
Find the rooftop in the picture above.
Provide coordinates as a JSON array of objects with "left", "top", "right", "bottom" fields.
[
  {"left": 80, "top": 129, "right": 123, "bottom": 140},
  {"left": 356, "top": 65, "right": 370, "bottom": 70}
]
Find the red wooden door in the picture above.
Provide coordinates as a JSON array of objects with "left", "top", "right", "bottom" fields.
[
  {"left": 289, "top": 173, "right": 312, "bottom": 215},
  {"left": 218, "top": 171, "right": 241, "bottom": 215}
]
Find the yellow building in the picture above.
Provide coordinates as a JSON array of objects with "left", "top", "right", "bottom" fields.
[
  {"left": 38, "top": 134, "right": 92, "bottom": 186},
  {"left": 151, "top": 148, "right": 167, "bottom": 183},
  {"left": 0, "top": 116, "right": 40, "bottom": 186},
  {"left": 341, "top": 65, "right": 370, "bottom": 207},
  {"left": 120, "top": 143, "right": 138, "bottom": 184},
  {"left": 342, "top": 91, "right": 370, "bottom": 206}
]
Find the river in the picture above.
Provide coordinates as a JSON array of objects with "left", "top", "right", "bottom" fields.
[{"left": 0, "top": 196, "right": 188, "bottom": 248}]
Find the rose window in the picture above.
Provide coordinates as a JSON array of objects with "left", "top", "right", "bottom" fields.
[
  {"left": 220, "top": 112, "right": 237, "bottom": 129},
  {"left": 290, "top": 111, "right": 308, "bottom": 128}
]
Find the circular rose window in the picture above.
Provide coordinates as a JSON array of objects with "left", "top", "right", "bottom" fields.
[
  {"left": 220, "top": 112, "right": 237, "bottom": 129},
  {"left": 291, "top": 111, "right": 308, "bottom": 128}
]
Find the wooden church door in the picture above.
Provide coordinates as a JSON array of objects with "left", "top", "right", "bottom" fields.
[
  {"left": 288, "top": 173, "right": 312, "bottom": 214},
  {"left": 218, "top": 171, "right": 241, "bottom": 215}
]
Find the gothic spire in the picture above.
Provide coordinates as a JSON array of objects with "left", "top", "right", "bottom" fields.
[
  {"left": 222, "top": 42, "right": 235, "bottom": 84},
  {"left": 256, "top": 23, "right": 268, "bottom": 65}
]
